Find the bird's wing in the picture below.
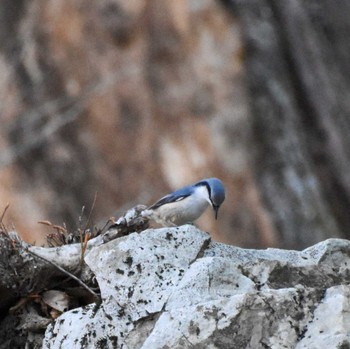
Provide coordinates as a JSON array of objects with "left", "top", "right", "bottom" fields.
[{"left": 148, "top": 186, "right": 193, "bottom": 210}]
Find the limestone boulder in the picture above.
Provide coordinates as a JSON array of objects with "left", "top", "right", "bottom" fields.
[{"left": 44, "top": 226, "right": 350, "bottom": 348}]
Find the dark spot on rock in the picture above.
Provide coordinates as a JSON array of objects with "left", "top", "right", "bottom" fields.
[
  {"left": 136, "top": 263, "right": 142, "bottom": 272},
  {"left": 109, "top": 335, "right": 118, "bottom": 346},
  {"left": 80, "top": 334, "right": 89, "bottom": 347},
  {"left": 256, "top": 282, "right": 263, "bottom": 291},
  {"left": 124, "top": 256, "right": 133, "bottom": 266},
  {"left": 155, "top": 271, "right": 164, "bottom": 280},
  {"left": 137, "top": 299, "right": 148, "bottom": 304},
  {"left": 337, "top": 341, "right": 350, "bottom": 349},
  {"left": 166, "top": 232, "right": 173, "bottom": 240},
  {"left": 116, "top": 268, "right": 125, "bottom": 275},
  {"left": 96, "top": 337, "right": 108, "bottom": 348},
  {"left": 128, "top": 287, "right": 134, "bottom": 298},
  {"left": 128, "top": 270, "right": 135, "bottom": 276},
  {"left": 105, "top": 313, "right": 113, "bottom": 321},
  {"left": 297, "top": 326, "right": 308, "bottom": 340}
]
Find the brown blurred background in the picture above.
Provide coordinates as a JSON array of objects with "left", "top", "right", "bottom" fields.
[{"left": 1, "top": 0, "right": 350, "bottom": 249}]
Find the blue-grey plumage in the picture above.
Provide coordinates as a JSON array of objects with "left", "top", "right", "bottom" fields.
[{"left": 142, "top": 178, "right": 225, "bottom": 226}]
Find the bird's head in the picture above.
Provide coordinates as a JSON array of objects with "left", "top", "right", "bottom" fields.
[{"left": 196, "top": 178, "right": 225, "bottom": 219}]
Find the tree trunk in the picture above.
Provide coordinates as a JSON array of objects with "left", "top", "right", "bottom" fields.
[{"left": 223, "top": 0, "right": 350, "bottom": 248}]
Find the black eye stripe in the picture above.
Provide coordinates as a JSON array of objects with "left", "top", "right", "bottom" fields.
[
  {"left": 195, "top": 181, "right": 211, "bottom": 198},
  {"left": 206, "top": 183, "right": 212, "bottom": 198}
]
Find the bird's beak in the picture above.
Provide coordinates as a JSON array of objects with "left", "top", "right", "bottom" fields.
[{"left": 213, "top": 206, "right": 219, "bottom": 220}]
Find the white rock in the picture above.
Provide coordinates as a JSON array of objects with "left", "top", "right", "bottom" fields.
[
  {"left": 296, "top": 285, "right": 350, "bottom": 349},
  {"left": 85, "top": 226, "right": 210, "bottom": 321},
  {"left": 43, "top": 227, "right": 350, "bottom": 349}
]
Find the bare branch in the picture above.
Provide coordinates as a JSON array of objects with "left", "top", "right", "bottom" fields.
[
  {"left": 0, "top": 203, "right": 9, "bottom": 225},
  {"left": 26, "top": 248, "right": 99, "bottom": 301}
]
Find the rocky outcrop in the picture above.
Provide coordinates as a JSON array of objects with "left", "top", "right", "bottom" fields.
[{"left": 43, "top": 225, "right": 350, "bottom": 348}]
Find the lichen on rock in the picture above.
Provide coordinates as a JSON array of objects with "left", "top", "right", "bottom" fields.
[{"left": 43, "top": 226, "right": 350, "bottom": 349}]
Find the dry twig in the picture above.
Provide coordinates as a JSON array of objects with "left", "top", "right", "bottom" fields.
[
  {"left": 26, "top": 248, "right": 99, "bottom": 301},
  {"left": 0, "top": 202, "right": 10, "bottom": 232}
]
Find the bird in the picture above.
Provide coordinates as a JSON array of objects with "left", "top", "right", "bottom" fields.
[{"left": 142, "top": 178, "right": 225, "bottom": 227}]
